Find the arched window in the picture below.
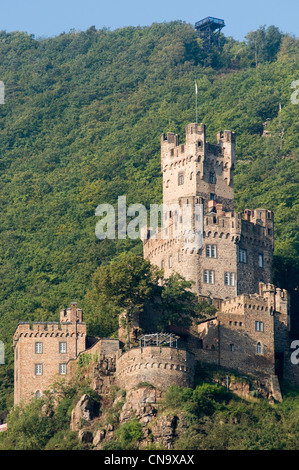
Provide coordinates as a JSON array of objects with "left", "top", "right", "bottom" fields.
[
  {"left": 257, "top": 342, "right": 262, "bottom": 354},
  {"left": 35, "top": 390, "right": 41, "bottom": 399}
]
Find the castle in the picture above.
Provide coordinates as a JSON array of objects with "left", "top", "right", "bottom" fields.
[{"left": 13, "top": 122, "right": 298, "bottom": 405}]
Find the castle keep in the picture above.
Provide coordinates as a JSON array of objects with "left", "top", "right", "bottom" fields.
[
  {"left": 13, "top": 122, "right": 298, "bottom": 405},
  {"left": 143, "top": 123, "right": 273, "bottom": 299}
]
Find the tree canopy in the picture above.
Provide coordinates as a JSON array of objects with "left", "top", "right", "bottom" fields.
[{"left": 0, "top": 21, "right": 298, "bottom": 411}]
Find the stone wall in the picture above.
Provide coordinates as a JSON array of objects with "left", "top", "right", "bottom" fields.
[
  {"left": 115, "top": 346, "right": 195, "bottom": 391},
  {"left": 68, "top": 338, "right": 121, "bottom": 395},
  {"left": 144, "top": 122, "right": 274, "bottom": 302},
  {"left": 13, "top": 320, "right": 87, "bottom": 404},
  {"left": 161, "top": 123, "right": 235, "bottom": 211}
]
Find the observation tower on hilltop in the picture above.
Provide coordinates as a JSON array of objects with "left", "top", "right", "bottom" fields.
[{"left": 195, "top": 16, "right": 225, "bottom": 49}]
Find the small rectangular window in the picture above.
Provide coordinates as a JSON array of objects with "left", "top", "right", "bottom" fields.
[
  {"left": 178, "top": 172, "right": 184, "bottom": 185},
  {"left": 204, "top": 270, "right": 214, "bottom": 284},
  {"left": 59, "top": 364, "right": 67, "bottom": 375},
  {"left": 59, "top": 342, "right": 67, "bottom": 354},
  {"left": 206, "top": 245, "right": 217, "bottom": 258},
  {"left": 239, "top": 248, "right": 247, "bottom": 263},
  {"left": 230, "top": 344, "right": 234, "bottom": 352},
  {"left": 224, "top": 272, "right": 235, "bottom": 286},
  {"left": 255, "top": 321, "right": 264, "bottom": 332},
  {"left": 169, "top": 255, "right": 172, "bottom": 268},
  {"left": 35, "top": 364, "right": 43, "bottom": 376},
  {"left": 258, "top": 254, "right": 263, "bottom": 268},
  {"left": 35, "top": 342, "right": 43, "bottom": 354}
]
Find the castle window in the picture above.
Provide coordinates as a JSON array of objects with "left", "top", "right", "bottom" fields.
[
  {"left": 204, "top": 270, "right": 214, "bottom": 284},
  {"left": 35, "top": 364, "right": 43, "bottom": 376},
  {"left": 258, "top": 254, "right": 264, "bottom": 268},
  {"left": 35, "top": 390, "right": 41, "bottom": 399},
  {"left": 230, "top": 344, "right": 234, "bottom": 352},
  {"left": 161, "top": 260, "right": 164, "bottom": 269},
  {"left": 239, "top": 248, "right": 247, "bottom": 263},
  {"left": 59, "top": 342, "right": 67, "bottom": 354},
  {"left": 206, "top": 244, "right": 217, "bottom": 258},
  {"left": 169, "top": 255, "right": 172, "bottom": 268},
  {"left": 35, "top": 342, "right": 43, "bottom": 354},
  {"left": 59, "top": 363, "right": 67, "bottom": 375},
  {"left": 198, "top": 140, "right": 202, "bottom": 147},
  {"left": 224, "top": 272, "right": 235, "bottom": 286},
  {"left": 256, "top": 342, "right": 262, "bottom": 354},
  {"left": 255, "top": 321, "right": 264, "bottom": 332},
  {"left": 209, "top": 172, "right": 216, "bottom": 184},
  {"left": 178, "top": 251, "right": 181, "bottom": 263},
  {"left": 210, "top": 193, "right": 215, "bottom": 200},
  {"left": 178, "top": 172, "right": 184, "bottom": 185},
  {"left": 268, "top": 228, "right": 272, "bottom": 236}
]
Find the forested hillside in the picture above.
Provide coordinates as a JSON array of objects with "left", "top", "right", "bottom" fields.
[{"left": 0, "top": 21, "right": 298, "bottom": 412}]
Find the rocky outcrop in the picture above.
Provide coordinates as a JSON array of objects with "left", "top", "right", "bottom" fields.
[
  {"left": 119, "top": 386, "right": 160, "bottom": 425},
  {"left": 70, "top": 394, "right": 98, "bottom": 431}
]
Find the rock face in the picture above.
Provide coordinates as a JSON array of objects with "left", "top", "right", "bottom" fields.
[
  {"left": 150, "top": 415, "right": 178, "bottom": 449},
  {"left": 93, "top": 429, "right": 106, "bottom": 446},
  {"left": 78, "top": 430, "right": 93, "bottom": 444},
  {"left": 71, "top": 394, "right": 97, "bottom": 431},
  {"left": 71, "top": 386, "right": 188, "bottom": 449},
  {"left": 119, "top": 386, "right": 159, "bottom": 425}
]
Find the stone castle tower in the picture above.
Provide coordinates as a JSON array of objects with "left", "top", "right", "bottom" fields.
[
  {"left": 143, "top": 123, "right": 274, "bottom": 301},
  {"left": 13, "top": 302, "right": 87, "bottom": 405}
]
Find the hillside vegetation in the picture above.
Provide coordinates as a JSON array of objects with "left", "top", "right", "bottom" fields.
[{"left": 0, "top": 21, "right": 298, "bottom": 413}]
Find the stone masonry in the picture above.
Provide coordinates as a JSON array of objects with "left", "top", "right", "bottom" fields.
[
  {"left": 13, "top": 121, "right": 298, "bottom": 406},
  {"left": 13, "top": 302, "right": 86, "bottom": 404},
  {"left": 143, "top": 123, "right": 273, "bottom": 299}
]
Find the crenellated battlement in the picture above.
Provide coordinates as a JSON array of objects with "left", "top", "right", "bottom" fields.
[
  {"left": 115, "top": 345, "right": 195, "bottom": 391},
  {"left": 13, "top": 303, "right": 88, "bottom": 405},
  {"left": 220, "top": 283, "right": 289, "bottom": 317},
  {"left": 13, "top": 320, "right": 86, "bottom": 346},
  {"left": 161, "top": 123, "right": 235, "bottom": 211}
]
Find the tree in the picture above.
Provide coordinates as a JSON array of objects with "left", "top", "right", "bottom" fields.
[
  {"left": 88, "top": 253, "right": 161, "bottom": 347},
  {"left": 246, "top": 25, "right": 283, "bottom": 66},
  {"left": 156, "top": 273, "right": 211, "bottom": 331}
]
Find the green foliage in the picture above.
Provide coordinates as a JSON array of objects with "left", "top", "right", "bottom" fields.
[
  {"left": 0, "top": 21, "right": 298, "bottom": 413},
  {"left": 77, "top": 352, "right": 92, "bottom": 377},
  {"left": 162, "top": 383, "right": 228, "bottom": 417},
  {"left": 157, "top": 273, "right": 202, "bottom": 330},
  {"left": 0, "top": 399, "right": 53, "bottom": 450},
  {"left": 160, "top": 383, "right": 299, "bottom": 450},
  {"left": 89, "top": 253, "right": 161, "bottom": 318},
  {"left": 115, "top": 418, "right": 143, "bottom": 450},
  {"left": 245, "top": 25, "right": 283, "bottom": 66},
  {"left": 0, "top": 390, "right": 81, "bottom": 450}
]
